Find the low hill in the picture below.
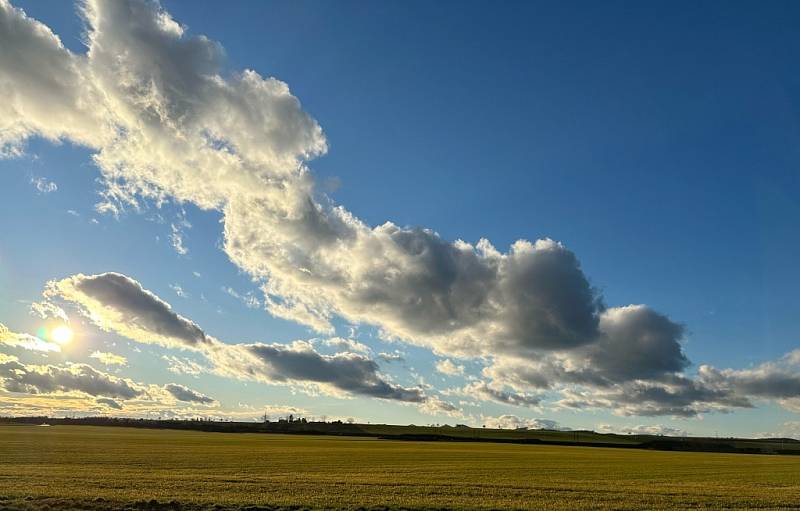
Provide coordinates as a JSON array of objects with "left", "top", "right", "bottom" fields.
[{"left": 1, "top": 415, "right": 797, "bottom": 455}]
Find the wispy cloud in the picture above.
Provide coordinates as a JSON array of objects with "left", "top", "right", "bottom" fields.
[
  {"left": 170, "top": 283, "right": 188, "bottom": 298},
  {"left": 30, "top": 175, "right": 57, "bottom": 194},
  {"left": 89, "top": 350, "right": 128, "bottom": 366}
]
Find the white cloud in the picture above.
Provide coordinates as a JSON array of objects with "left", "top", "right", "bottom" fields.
[
  {"left": 417, "top": 395, "right": 464, "bottom": 419},
  {"left": 435, "top": 359, "right": 464, "bottom": 376},
  {"left": 29, "top": 299, "right": 68, "bottom": 322},
  {"left": 0, "top": 323, "right": 60, "bottom": 352},
  {"left": 169, "top": 212, "right": 191, "bottom": 255},
  {"left": 0, "top": 358, "right": 142, "bottom": 399},
  {"left": 170, "top": 283, "right": 188, "bottom": 298},
  {"left": 170, "top": 223, "right": 188, "bottom": 255},
  {"left": 96, "top": 397, "right": 123, "bottom": 409},
  {"left": 30, "top": 175, "right": 57, "bottom": 193},
  {"left": 0, "top": 356, "right": 218, "bottom": 414},
  {"left": 323, "top": 337, "right": 371, "bottom": 355},
  {"left": 42, "top": 272, "right": 210, "bottom": 350},
  {"left": 89, "top": 350, "right": 128, "bottom": 366},
  {"left": 595, "top": 423, "right": 689, "bottom": 437},
  {"left": 758, "top": 422, "right": 800, "bottom": 440},
  {"left": 222, "top": 286, "right": 261, "bottom": 309},
  {"left": 208, "top": 341, "right": 425, "bottom": 402},
  {"left": 164, "top": 383, "right": 215, "bottom": 404},
  {"left": 461, "top": 381, "right": 542, "bottom": 408},
  {"left": 0, "top": 0, "right": 604, "bottom": 359},
  {"left": 162, "top": 354, "right": 207, "bottom": 376},
  {"left": 481, "top": 415, "right": 567, "bottom": 431},
  {"left": 378, "top": 351, "right": 405, "bottom": 363}
]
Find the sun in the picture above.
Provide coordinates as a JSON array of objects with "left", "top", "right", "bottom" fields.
[{"left": 51, "top": 325, "right": 74, "bottom": 344}]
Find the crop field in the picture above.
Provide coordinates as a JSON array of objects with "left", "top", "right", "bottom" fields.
[{"left": 1, "top": 425, "right": 799, "bottom": 510}]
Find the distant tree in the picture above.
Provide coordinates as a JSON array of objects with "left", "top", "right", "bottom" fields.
[{"left": 347, "top": 418, "right": 355, "bottom": 424}]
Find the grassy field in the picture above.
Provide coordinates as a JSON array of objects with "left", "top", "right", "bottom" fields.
[{"left": 1, "top": 425, "right": 799, "bottom": 510}]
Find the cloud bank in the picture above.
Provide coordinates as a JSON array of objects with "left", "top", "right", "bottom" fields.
[
  {"left": 0, "top": 353, "right": 218, "bottom": 413},
  {"left": 0, "top": 357, "right": 142, "bottom": 399},
  {"left": 40, "top": 272, "right": 425, "bottom": 404}
]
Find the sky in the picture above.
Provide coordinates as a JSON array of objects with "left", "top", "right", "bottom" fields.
[{"left": 1, "top": 0, "right": 800, "bottom": 438}]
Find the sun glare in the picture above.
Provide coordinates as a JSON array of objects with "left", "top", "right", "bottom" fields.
[{"left": 51, "top": 325, "right": 74, "bottom": 344}]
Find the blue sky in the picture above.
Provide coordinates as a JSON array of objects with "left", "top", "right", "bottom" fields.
[{"left": 1, "top": 0, "right": 799, "bottom": 437}]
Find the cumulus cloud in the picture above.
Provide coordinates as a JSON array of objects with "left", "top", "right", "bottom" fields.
[
  {"left": 485, "top": 305, "right": 689, "bottom": 390},
  {"left": 483, "top": 309, "right": 800, "bottom": 417},
  {"left": 591, "top": 305, "right": 689, "bottom": 382},
  {"left": 89, "top": 350, "right": 128, "bottom": 366},
  {"left": 212, "top": 341, "right": 424, "bottom": 402},
  {"left": 698, "top": 363, "right": 800, "bottom": 401},
  {"left": 164, "top": 383, "right": 215, "bottom": 404},
  {"left": 555, "top": 375, "right": 753, "bottom": 417},
  {"left": 4, "top": 0, "right": 800, "bottom": 418},
  {"left": 43, "top": 272, "right": 209, "bottom": 349},
  {"left": 418, "top": 395, "right": 463, "bottom": 418},
  {"left": 0, "top": 0, "right": 109, "bottom": 155}
]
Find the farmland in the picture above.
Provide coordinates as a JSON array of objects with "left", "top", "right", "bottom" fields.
[{"left": 1, "top": 425, "right": 799, "bottom": 510}]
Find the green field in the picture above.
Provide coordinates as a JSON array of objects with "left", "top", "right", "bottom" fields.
[{"left": 1, "top": 425, "right": 799, "bottom": 510}]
